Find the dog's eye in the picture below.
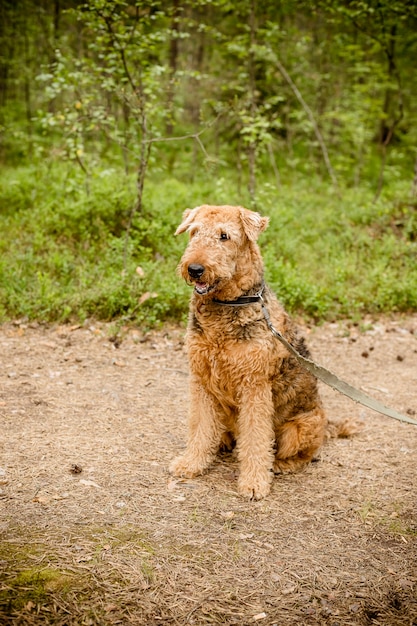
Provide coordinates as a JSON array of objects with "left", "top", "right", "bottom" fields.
[{"left": 220, "top": 232, "right": 229, "bottom": 241}]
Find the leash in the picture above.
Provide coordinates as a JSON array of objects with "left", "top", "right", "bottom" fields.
[{"left": 214, "top": 287, "right": 417, "bottom": 426}]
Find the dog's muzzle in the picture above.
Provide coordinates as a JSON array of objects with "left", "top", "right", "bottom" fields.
[{"left": 187, "top": 263, "right": 212, "bottom": 295}]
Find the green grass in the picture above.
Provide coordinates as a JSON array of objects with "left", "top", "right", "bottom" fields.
[{"left": 0, "top": 161, "right": 416, "bottom": 325}]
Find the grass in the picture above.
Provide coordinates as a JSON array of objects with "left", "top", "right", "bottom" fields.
[
  {"left": 0, "top": 160, "right": 416, "bottom": 325},
  {"left": 2, "top": 568, "right": 75, "bottom": 610},
  {"left": 0, "top": 525, "right": 160, "bottom": 623}
]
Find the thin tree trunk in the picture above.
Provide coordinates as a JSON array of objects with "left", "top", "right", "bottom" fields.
[
  {"left": 379, "top": 25, "right": 397, "bottom": 145},
  {"left": 411, "top": 152, "right": 417, "bottom": 198},
  {"left": 247, "top": 0, "right": 257, "bottom": 204},
  {"left": 122, "top": 101, "right": 130, "bottom": 175},
  {"left": 237, "top": 135, "right": 243, "bottom": 197},
  {"left": 373, "top": 24, "right": 404, "bottom": 202},
  {"left": 54, "top": 0, "right": 60, "bottom": 41},
  {"left": 190, "top": 9, "right": 205, "bottom": 181},
  {"left": 165, "top": 0, "right": 180, "bottom": 136},
  {"left": 23, "top": 15, "right": 33, "bottom": 157},
  {"left": 273, "top": 55, "right": 338, "bottom": 189},
  {"left": 0, "top": 2, "right": 11, "bottom": 110},
  {"left": 267, "top": 142, "right": 280, "bottom": 188}
]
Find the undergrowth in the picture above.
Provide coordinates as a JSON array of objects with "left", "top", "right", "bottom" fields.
[{"left": 0, "top": 162, "right": 416, "bottom": 325}]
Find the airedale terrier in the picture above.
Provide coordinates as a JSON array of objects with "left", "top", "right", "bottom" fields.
[{"left": 170, "top": 204, "right": 328, "bottom": 500}]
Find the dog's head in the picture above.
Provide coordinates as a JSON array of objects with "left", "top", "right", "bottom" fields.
[{"left": 175, "top": 205, "right": 269, "bottom": 299}]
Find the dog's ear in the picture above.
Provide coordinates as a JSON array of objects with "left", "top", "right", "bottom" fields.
[
  {"left": 175, "top": 207, "right": 201, "bottom": 235},
  {"left": 239, "top": 208, "right": 269, "bottom": 241}
]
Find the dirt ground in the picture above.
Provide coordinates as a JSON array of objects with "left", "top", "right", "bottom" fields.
[{"left": 0, "top": 314, "right": 416, "bottom": 625}]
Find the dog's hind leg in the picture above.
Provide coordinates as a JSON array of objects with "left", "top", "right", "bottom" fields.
[
  {"left": 273, "top": 408, "right": 326, "bottom": 474},
  {"left": 170, "top": 378, "right": 224, "bottom": 478}
]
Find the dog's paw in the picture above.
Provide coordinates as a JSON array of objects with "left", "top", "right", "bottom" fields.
[
  {"left": 169, "top": 455, "right": 205, "bottom": 478},
  {"left": 237, "top": 473, "right": 272, "bottom": 500}
]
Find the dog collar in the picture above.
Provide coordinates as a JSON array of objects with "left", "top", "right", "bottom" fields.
[{"left": 213, "top": 283, "right": 265, "bottom": 306}]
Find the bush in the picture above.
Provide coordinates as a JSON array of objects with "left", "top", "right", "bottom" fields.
[{"left": 0, "top": 163, "right": 416, "bottom": 325}]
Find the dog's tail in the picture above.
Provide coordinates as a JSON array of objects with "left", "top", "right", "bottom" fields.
[{"left": 325, "top": 417, "right": 363, "bottom": 440}]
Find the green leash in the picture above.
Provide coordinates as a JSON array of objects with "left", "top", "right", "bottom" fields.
[{"left": 261, "top": 302, "right": 417, "bottom": 426}]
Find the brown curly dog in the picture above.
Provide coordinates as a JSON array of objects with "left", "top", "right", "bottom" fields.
[{"left": 170, "top": 204, "right": 346, "bottom": 500}]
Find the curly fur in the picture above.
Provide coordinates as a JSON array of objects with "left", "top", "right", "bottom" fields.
[{"left": 170, "top": 204, "right": 334, "bottom": 500}]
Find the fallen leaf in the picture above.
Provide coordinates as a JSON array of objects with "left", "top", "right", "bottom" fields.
[
  {"left": 136, "top": 266, "right": 145, "bottom": 277},
  {"left": 139, "top": 292, "right": 158, "bottom": 305},
  {"left": 33, "top": 494, "right": 52, "bottom": 505},
  {"left": 111, "top": 359, "right": 126, "bottom": 367},
  {"left": 79, "top": 479, "right": 101, "bottom": 489},
  {"left": 253, "top": 612, "right": 267, "bottom": 621},
  {"left": 53, "top": 493, "right": 69, "bottom": 500},
  {"left": 220, "top": 511, "right": 235, "bottom": 520}
]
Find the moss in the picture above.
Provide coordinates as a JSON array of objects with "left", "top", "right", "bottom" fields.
[{"left": 0, "top": 567, "right": 74, "bottom": 612}]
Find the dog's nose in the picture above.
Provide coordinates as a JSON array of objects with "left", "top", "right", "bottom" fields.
[{"left": 188, "top": 263, "right": 205, "bottom": 279}]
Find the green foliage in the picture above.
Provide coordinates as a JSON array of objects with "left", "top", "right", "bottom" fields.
[
  {"left": 0, "top": 1, "right": 416, "bottom": 324},
  {"left": 2, "top": 0, "right": 417, "bottom": 186},
  {"left": 0, "top": 164, "right": 416, "bottom": 325},
  {"left": 260, "top": 181, "right": 417, "bottom": 317}
]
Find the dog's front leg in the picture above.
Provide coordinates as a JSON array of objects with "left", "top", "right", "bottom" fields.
[
  {"left": 169, "top": 378, "right": 223, "bottom": 478},
  {"left": 236, "top": 384, "right": 275, "bottom": 500}
]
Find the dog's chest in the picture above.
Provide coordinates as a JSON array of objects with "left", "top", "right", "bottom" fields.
[
  {"left": 189, "top": 339, "right": 243, "bottom": 403},
  {"left": 187, "top": 321, "right": 275, "bottom": 399}
]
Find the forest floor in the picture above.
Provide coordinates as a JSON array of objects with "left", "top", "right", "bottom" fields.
[{"left": 0, "top": 315, "right": 416, "bottom": 625}]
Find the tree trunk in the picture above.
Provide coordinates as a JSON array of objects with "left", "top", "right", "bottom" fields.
[
  {"left": 190, "top": 6, "right": 205, "bottom": 181},
  {"left": 0, "top": 5, "right": 8, "bottom": 109},
  {"left": 379, "top": 24, "right": 397, "bottom": 145},
  {"left": 23, "top": 13, "right": 33, "bottom": 156},
  {"left": 165, "top": 0, "right": 180, "bottom": 136},
  {"left": 411, "top": 152, "right": 417, "bottom": 198},
  {"left": 374, "top": 24, "right": 404, "bottom": 201},
  {"left": 247, "top": 0, "right": 257, "bottom": 204}
]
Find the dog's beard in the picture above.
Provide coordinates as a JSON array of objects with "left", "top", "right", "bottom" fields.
[{"left": 181, "top": 259, "right": 236, "bottom": 297}]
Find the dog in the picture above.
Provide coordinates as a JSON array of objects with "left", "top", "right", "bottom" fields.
[{"left": 170, "top": 204, "right": 335, "bottom": 499}]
